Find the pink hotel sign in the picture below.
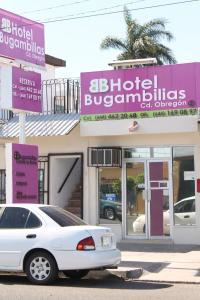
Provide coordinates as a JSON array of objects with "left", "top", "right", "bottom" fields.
[
  {"left": 0, "top": 8, "right": 45, "bottom": 66},
  {"left": 81, "top": 63, "right": 200, "bottom": 120}
]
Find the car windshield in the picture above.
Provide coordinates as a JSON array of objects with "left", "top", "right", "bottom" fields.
[{"left": 40, "top": 206, "right": 87, "bottom": 227}]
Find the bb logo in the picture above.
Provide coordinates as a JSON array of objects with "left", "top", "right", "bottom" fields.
[
  {"left": 14, "top": 151, "right": 21, "bottom": 160},
  {"left": 89, "top": 79, "right": 109, "bottom": 93}
]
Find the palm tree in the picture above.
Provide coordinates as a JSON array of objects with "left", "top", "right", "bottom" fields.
[{"left": 100, "top": 6, "right": 176, "bottom": 65}]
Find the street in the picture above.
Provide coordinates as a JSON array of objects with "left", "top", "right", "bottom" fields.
[{"left": 0, "top": 273, "right": 200, "bottom": 300}]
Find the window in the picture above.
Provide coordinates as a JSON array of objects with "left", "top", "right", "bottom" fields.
[
  {"left": 0, "top": 208, "right": 42, "bottom": 229},
  {"left": 173, "top": 147, "right": 195, "bottom": 225},
  {"left": 0, "top": 207, "right": 29, "bottom": 229},
  {"left": 26, "top": 212, "right": 42, "bottom": 228},
  {"left": 174, "top": 199, "right": 195, "bottom": 213},
  {"left": 98, "top": 168, "right": 122, "bottom": 224},
  {"left": 40, "top": 206, "right": 87, "bottom": 227}
]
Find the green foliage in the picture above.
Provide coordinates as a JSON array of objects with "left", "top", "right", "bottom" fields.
[
  {"left": 112, "top": 173, "right": 144, "bottom": 196},
  {"left": 100, "top": 6, "right": 176, "bottom": 65}
]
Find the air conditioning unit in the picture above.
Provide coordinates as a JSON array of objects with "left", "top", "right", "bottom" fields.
[{"left": 88, "top": 147, "right": 122, "bottom": 167}]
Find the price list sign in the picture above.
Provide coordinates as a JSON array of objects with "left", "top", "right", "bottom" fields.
[
  {"left": 12, "top": 67, "right": 42, "bottom": 112},
  {"left": 0, "top": 65, "right": 42, "bottom": 113}
]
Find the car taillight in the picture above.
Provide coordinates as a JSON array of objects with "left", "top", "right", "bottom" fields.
[{"left": 76, "top": 236, "right": 95, "bottom": 251}]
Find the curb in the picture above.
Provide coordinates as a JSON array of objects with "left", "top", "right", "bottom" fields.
[
  {"left": 107, "top": 267, "right": 143, "bottom": 280},
  {"left": 135, "top": 278, "right": 200, "bottom": 285}
]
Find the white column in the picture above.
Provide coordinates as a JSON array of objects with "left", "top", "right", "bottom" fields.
[{"left": 19, "top": 112, "right": 26, "bottom": 144}]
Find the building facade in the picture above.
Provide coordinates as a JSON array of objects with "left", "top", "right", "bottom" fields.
[{"left": 0, "top": 61, "right": 199, "bottom": 245}]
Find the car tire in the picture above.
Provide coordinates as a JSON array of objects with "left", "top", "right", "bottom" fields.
[
  {"left": 25, "top": 251, "right": 58, "bottom": 285},
  {"left": 104, "top": 207, "right": 116, "bottom": 220},
  {"left": 63, "top": 270, "right": 89, "bottom": 279}
]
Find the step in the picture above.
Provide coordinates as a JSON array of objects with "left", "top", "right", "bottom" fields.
[
  {"left": 72, "top": 191, "right": 81, "bottom": 198},
  {"left": 68, "top": 199, "right": 81, "bottom": 207},
  {"left": 65, "top": 206, "right": 81, "bottom": 215}
]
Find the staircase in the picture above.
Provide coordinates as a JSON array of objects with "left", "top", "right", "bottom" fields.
[{"left": 64, "top": 185, "right": 82, "bottom": 218}]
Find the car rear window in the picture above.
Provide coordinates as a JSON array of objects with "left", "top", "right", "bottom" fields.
[{"left": 40, "top": 206, "right": 87, "bottom": 227}]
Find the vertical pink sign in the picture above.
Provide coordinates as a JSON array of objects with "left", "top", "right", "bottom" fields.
[{"left": 6, "top": 143, "right": 39, "bottom": 204}]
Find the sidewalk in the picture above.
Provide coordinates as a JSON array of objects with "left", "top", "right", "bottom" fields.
[{"left": 116, "top": 241, "right": 200, "bottom": 283}]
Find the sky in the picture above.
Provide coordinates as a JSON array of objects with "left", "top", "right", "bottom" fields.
[{"left": 0, "top": 0, "right": 200, "bottom": 78}]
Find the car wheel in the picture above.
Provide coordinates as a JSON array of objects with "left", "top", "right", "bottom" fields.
[
  {"left": 104, "top": 207, "right": 116, "bottom": 220},
  {"left": 25, "top": 251, "right": 58, "bottom": 284},
  {"left": 63, "top": 270, "right": 89, "bottom": 279}
]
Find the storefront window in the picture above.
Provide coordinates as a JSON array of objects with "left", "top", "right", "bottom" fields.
[
  {"left": 98, "top": 168, "right": 122, "bottom": 224},
  {"left": 173, "top": 147, "right": 195, "bottom": 226}
]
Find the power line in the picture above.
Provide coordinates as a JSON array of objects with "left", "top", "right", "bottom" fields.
[
  {"left": 39, "top": 0, "right": 149, "bottom": 22},
  {"left": 21, "top": 0, "right": 93, "bottom": 14},
  {"left": 0, "top": 0, "right": 199, "bottom": 30},
  {"left": 38, "top": 0, "right": 200, "bottom": 24}
]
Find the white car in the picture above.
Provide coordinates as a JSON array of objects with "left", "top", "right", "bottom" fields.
[
  {"left": 0, "top": 204, "right": 121, "bottom": 284},
  {"left": 133, "top": 196, "right": 195, "bottom": 235}
]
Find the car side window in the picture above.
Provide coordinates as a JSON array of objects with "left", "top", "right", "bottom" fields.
[
  {"left": 0, "top": 207, "right": 30, "bottom": 229},
  {"left": 175, "top": 200, "right": 194, "bottom": 213},
  {"left": 25, "top": 212, "right": 42, "bottom": 228}
]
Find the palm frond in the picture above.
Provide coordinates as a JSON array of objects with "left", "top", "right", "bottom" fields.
[{"left": 100, "top": 37, "right": 127, "bottom": 51}]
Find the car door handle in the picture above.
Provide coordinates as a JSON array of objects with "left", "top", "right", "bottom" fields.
[
  {"left": 26, "top": 234, "right": 37, "bottom": 239},
  {"left": 184, "top": 215, "right": 190, "bottom": 218}
]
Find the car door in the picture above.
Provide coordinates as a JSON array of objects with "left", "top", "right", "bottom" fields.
[{"left": 0, "top": 207, "right": 42, "bottom": 270}]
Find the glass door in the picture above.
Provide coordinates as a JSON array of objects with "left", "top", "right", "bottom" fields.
[
  {"left": 125, "top": 160, "right": 171, "bottom": 239},
  {"left": 125, "top": 161, "right": 147, "bottom": 237}
]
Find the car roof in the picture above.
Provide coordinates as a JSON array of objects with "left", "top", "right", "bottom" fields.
[
  {"left": 175, "top": 196, "right": 195, "bottom": 205},
  {"left": 0, "top": 204, "right": 50, "bottom": 208}
]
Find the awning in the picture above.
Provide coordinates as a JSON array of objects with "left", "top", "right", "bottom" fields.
[{"left": 0, "top": 113, "right": 80, "bottom": 138}]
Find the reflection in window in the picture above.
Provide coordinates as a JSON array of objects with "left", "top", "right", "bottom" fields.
[
  {"left": 98, "top": 168, "right": 122, "bottom": 224},
  {"left": 173, "top": 147, "right": 195, "bottom": 226},
  {"left": 124, "top": 148, "right": 150, "bottom": 158}
]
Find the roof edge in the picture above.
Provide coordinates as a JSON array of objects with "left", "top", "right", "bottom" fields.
[{"left": 45, "top": 54, "right": 66, "bottom": 67}]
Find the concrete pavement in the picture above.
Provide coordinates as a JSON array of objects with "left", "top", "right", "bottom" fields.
[{"left": 115, "top": 241, "right": 200, "bottom": 283}]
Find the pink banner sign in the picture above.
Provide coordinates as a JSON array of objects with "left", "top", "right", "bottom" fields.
[
  {"left": 81, "top": 63, "right": 200, "bottom": 120},
  {"left": 12, "top": 67, "right": 42, "bottom": 112},
  {"left": 0, "top": 8, "right": 45, "bottom": 66},
  {"left": 6, "top": 143, "right": 39, "bottom": 204}
]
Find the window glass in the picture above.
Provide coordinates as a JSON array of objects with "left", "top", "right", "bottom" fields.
[
  {"left": 173, "top": 147, "right": 195, "bottom": 226},
  {"left": 124, "top": 148, "right": 150, "bottom": 158},
  {"left": 40, "top": 206, "right": 87, "bottom": 226},
  {"left": 153, "top": 148, "right": 171, "bottom": 158},
  {"left": 26, "top": 212, "right": 42, "bottom": 228},
  {"left": 98, "top": 168, "right": 122, "bottom": 224},
  {"left": 0, "top": 207, "right": 29, "bottom": 229}
]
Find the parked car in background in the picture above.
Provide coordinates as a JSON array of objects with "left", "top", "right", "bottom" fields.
[
  {"left": 133, "top": 196, "right": 195, "bottom": 235},
  {"left": 0, "top": 204, "right": 121, "bottom": 284},
  {"left": 100, "top": 199, "right": 122, "bottom": 221}
]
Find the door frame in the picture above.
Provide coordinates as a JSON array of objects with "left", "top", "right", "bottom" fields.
[{"left": 122, "top": 158, "right": 173, "bottom": 240}]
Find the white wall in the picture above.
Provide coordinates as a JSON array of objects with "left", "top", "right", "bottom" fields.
[{"left": 49, "top": 156, "right": 81, "bottom": 208}]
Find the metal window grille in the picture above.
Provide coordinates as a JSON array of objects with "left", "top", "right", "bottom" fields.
[
  {"left": 38, "top": 156, "right": 49, "bottom": 204},
  {"left": 88, "top": 147, "right": 122, "bottom": 167}
]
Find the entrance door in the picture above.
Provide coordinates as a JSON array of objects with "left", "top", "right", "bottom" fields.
[{"left": 125, "top": 160, "right": 171, "bottom": 239}]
